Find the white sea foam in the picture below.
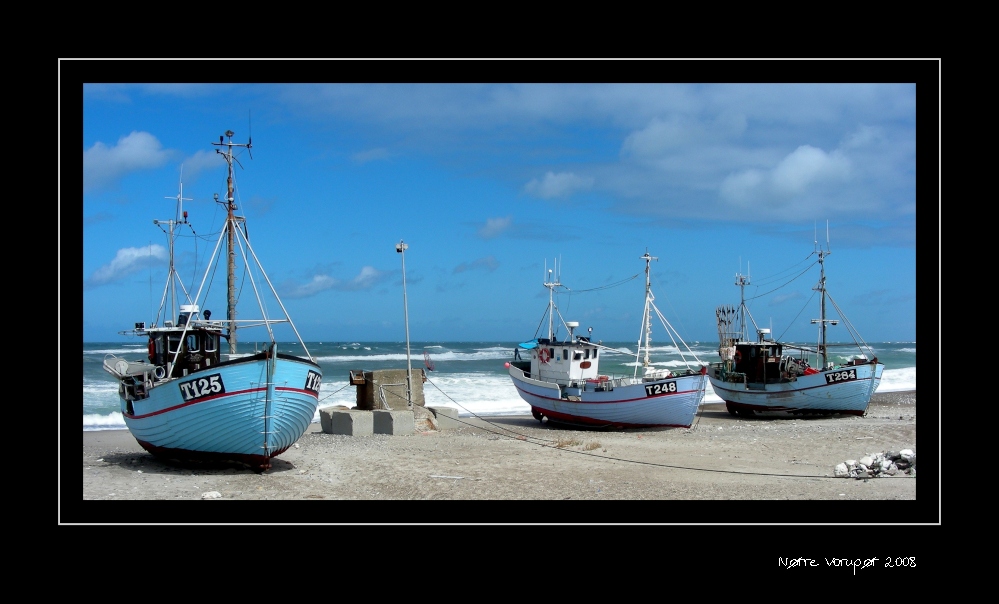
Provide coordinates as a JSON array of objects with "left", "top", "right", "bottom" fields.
[
  {"left": 84, "top": 412, "right": 125, "bottom": 430},
  {"left": 81, "top": 342, "right": 917, "bottom": 430}
]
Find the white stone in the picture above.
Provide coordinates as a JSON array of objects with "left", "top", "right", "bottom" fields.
[
  {"left": 202, "top": 491, "right": 222, "bottom": 499},
  {"left": 834, "top": 462, "right": 850, "bottom": 477}
]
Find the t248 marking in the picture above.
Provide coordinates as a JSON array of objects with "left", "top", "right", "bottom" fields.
[{"left": 645, "top": 381, "right": 678, "bottom": 396}]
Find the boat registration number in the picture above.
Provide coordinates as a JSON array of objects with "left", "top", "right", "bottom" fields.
[
  {"left": 824, "top": 369, "right": 858, "bottom": 385},
  {"left": 645, "top": 381, "right": 678, "bottom": 396},
  {"left": 179, "top": 373, "right": 225, "bottom": 402},
  {"left": 305, "top": 370, "right": 322, "bottom": 395}
]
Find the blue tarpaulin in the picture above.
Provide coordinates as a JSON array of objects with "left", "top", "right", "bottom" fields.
[{"left": 518, "top": 340, "right": 539, "bottom": 349}]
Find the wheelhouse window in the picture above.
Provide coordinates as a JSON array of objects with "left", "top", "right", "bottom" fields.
[
  {"left": 168, "top": 335, "right": 182, "bottom": 355},
  {"left": 204, "top": 333, "right": 218, "bottom": 353},
  {"left": 186, "top": 333, "right": 200, "bottom": 353}
]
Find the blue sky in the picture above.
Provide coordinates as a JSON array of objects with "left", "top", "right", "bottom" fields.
[{"left": 74, "top": 61, "right": 932, "bottom": 344}]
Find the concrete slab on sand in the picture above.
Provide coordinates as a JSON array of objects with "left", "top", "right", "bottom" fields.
[
  {"left": 373, "top": 409, "right": 415, "bottom": 435},
  {"left": 319, "top": 407, "right": 374, "bottom": 436},
  {"left": 427, "top": 405, "right": 461, "bottom": 429}
]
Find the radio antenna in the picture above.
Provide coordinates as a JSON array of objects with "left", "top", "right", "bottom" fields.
[{"left": 247, "top": 110, "right": 253, "bottom": 160}]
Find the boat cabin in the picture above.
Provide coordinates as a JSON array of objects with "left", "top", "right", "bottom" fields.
[
  {"left": 514, "top": 322, "right": 601, "bottom": 385},
  {"left": 118, "top": 305, "right": 224, "bottom": 406},
  {"left": 149, "top": 305, "right": 223, "bottom": 378},
  {"left": 718, "top": 328, "right": 807, "bottom": 385}
]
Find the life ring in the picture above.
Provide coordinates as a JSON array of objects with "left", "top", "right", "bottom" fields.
[
  {"left": 733, "top": 350, "right": 742, "bottom": 364},
  {"left": 148, "top": 339, "right": 156, "bottom": 360},
  {"left": 539, "top": 348, "right": 551, "bottom": 364},
  {"left": 154, "top": 365, "right": 166, "bottom": 380}
]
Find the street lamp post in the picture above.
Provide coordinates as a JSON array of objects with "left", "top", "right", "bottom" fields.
[{"left": 396, "top": 240, "right": 413, "bottom": 407}]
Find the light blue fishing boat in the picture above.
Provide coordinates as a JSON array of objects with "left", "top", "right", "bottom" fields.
[
  {"left": 707, "top": 226, "right": 884, "bottom": 417},
  {"left": 102, "top": 130, "right": 322, "bottom": 470}
]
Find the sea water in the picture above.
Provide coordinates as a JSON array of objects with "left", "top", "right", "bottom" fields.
[{"left": 80, "top": 340, "right": 916, "bottom": 431}]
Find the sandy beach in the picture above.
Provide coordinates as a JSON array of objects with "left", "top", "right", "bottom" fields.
[{"left": 69, "top": 390, "right": 932, "bottom": 525}]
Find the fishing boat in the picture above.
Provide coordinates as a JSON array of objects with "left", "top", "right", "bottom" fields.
[
  {"left": 507, "top": 252, "right": 708, "bottom": 428},
  {"left": 707, "top": 227, "right": 884, "bottom": 417},
  {"left": 102, "top": 130, "right": 323, "bottom": 470}
]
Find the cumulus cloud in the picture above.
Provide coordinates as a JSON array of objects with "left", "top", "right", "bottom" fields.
[
  {"left": 177, "top": 149, "right": 224, "bottom": 182},
  {"left": 84, "top": 131, "right": 174, "bottom": 192},
  {"left": 283, "top": 266, "right": 388, "bottom": 298},
  {"left": 478, "top": 216, "right": 511, "bottom": 239},
  {"left": 720, "top": 144, "right": 851, "bottom": 208},
  {"left": 89, "top": 244, "right": 167, "bottom": 285},
  {"left": 284, "top": 274, "right": 337, "bottom": 299},
  {"left": 343, "top": 266, "right": 384, "bottom": 290},
  {"left": 841, "top": 125, "right": 884, "bottom": 149},
  {"left": 771, "top": 145, "right": 850, "bottom": 195},
  {"left": 524, "top": 171, "right": 594, "bottom": 199},
  {"left": 621, "top": 116, "right": 696, "bottom": 158},
  {"left": 453, "top": 256, "right": 499, "bottom": 274}
]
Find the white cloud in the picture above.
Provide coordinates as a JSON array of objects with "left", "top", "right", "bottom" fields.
[
  {"left": 342, "top": 266, "right": 383, "bottom": 291},
  {"left": 84, "top": 131, "right": 174, "bottom": 192},
  {"left": 177, "top": 149, "right": 223, "bottom": 182},
  {"left": 771, "top": 145, "right": 850, "bottom": 196},
  {"left": 718, "top": 169, "right": 765, "bottom": 205},
  {"left": 478, "top": 216, "right": 511, "bottom": 239},
  {"left": 284, "top": 266, "right": 387, "bottom": 298},
  {"left": 285, "top": 274, "right": 337, "bottom": 298},
  {"left": 841, "top": 125, "right": 883, "bottom": 149},
  {"left": 524, "top": 171, "right": 594, "bottom": 199},
  {"left": 89, "top": 244, "right": 167, "bottom": 285},
  {"left": 621, "top": 116, "right": 694, "bottom": 158},
  {"left": 720, "top": 145, "right": 851, "bottom": 208}
]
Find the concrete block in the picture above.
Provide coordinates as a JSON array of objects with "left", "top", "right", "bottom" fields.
[
  {"left": 373, "top": 409, "right": 415, "bottom": 435},
  {"left": 319, "top": 407, "right": 373, "bottom": 436},
  {"left": 427, "top": 406, "right": 461, "bottom": 429},
  {"left": 354, "top": 368, "right": 427, "bottom": 410}
]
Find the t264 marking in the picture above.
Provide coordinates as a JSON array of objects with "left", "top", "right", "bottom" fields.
[{"left": 824, "top": 368, "right": 857, "bottom": 385}]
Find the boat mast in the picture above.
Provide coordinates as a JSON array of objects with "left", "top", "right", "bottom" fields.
[
  {"left": 640, "top": 251, "right": 658, "bottom": 372},
  {"left": 810, "top": 222, "right": 834, "bottom": 369},
  {"left": 544, "top": 260, "right": 560, "bottom": 340},
  {"left": 213, "top": 130, "right": 251, "bottom": 354},
  {"left": 735, "top": 263, "right": 750, "bottom": 342},
  {"left": 154, "top": 175, "right": 191, "bottom": 325}
]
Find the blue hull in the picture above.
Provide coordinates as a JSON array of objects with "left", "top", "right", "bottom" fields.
[
  {"left": 121, "top": 352, "right": 322, "bottom": 469},
  {"left": 707, "top": 362, "right": 884, "bottom": 416}
]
